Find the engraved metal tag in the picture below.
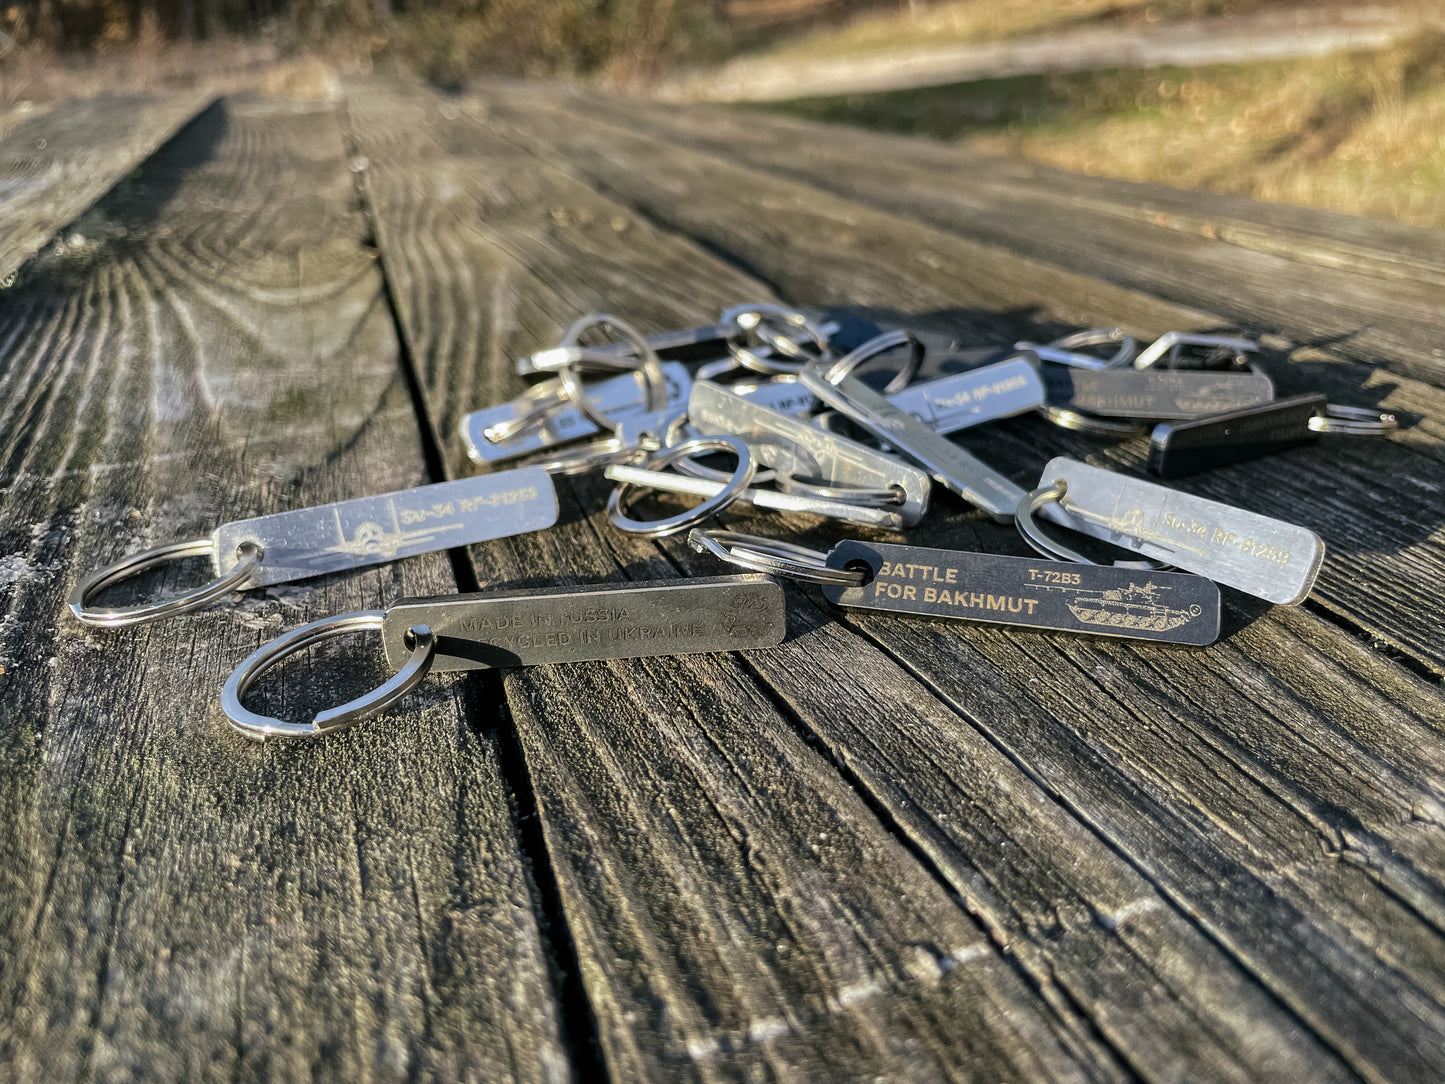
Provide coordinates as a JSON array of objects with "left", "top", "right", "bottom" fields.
[
  {"left": 1038, "top": 457, "right": 1324, "bottom": 604},
  {"left": 689, "top": 380, "right": 932, "bottom": 525},
  {"left": 214, "top": 469, "right": 559, "bottom": 587},
  {"left": 1041, "top": 369, "right": 1275, "bottom": 419},
  {"left": 382, "top": 574, "right": 785, "bottom": 671},
  {"left": 733, "top": 380, "right": 819, "bottom": 417},
  {"left": 822, "top": 540, "right": 1220, "bottom": 645},
  {"left": 887, "top": 356, "right": 1045, "bottom": 434},
  {"left": 800, "top": 363, "right": 1025, "bottom": 521},
  {"left": 461, "top": 362, "right": 692, "bottom": 463},
  {"left": 1149, "top": 394, "right": 1326, "bottom": 477}
]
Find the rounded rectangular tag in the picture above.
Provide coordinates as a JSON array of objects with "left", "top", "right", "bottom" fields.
[
  {"left": 823, "top": 541, "right": 1221, "bottom": 645},
  {"left": 382, "top": 574, "right": 787, "bottom": 672}
]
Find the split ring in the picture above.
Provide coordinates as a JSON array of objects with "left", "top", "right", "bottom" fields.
[
  {"left": 687, "top": 529, "right": 867, "bottom": 587},
  {"left": 69, "top": 538, "right": 264, "bottom": 627},
  {"left": 773, "top": 471, "right": 904, "bottom": 507},
  {"left": 221, "top": 610, "right": 436, "bottom": 740},
  {"left": 1015, "top": 482, "right": 1098, "bottom": 565},
  {"left": 607, "top": 435, "right": 755, "bottom": 537},
  {"left": 822, "top": 330, "right": 924, "bottom": 394}
]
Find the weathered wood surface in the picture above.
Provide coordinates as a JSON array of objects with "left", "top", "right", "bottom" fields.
[
  {"left": 0, "top": 92, "right": 215, "bottom": 289},
  {"left": 472, "top": 83, "right": 1445, "bottom": 679},
  {"left": 537, "top": 88, "right": 1445, "bottom": 389},
  {"left": 2, "top": 74, "right": 1443, "bottom": 1084},
  {"left": 345, "top": 79, "right": 1445, "bottom": 1084},
  {"left": 0, "top": 94, "right": 567, "bottom": 1080}
]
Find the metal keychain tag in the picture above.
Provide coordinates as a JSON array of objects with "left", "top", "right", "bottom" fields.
[
  {"left": 688, "top": 380, "right": 931, "bottom": 525},
  {"left": 1034, "top": 457, "right": 1324, "bottom": 604},
  {"left": 221, "top": 574, "right": 785, "bottom": 739},
  {"left": 821, "top": 540, "right": 1220, "bottom": 645},
  {"left": 213, "top": 470, "right": 558, "bottom": 584},
  {"left": 1148, "top": 393, "right": 1398, "bottom": 477},
  {"left": 461, "top": 362, "right": 692, "bottom": 464},
  {"left": 70, "top": 469, "right": 562, "bottom": 626},
  {"left": 383, "top": 575, "right": 785, "bottom": 672},
  {"left": 887, "top": 355, "right": 1045, "bottom": 434},
  {"left": 1041, "top": 369, "right": 1275, "bottom": 419},
  {"left": 800, "top": 362, "right": 1025, "bottom": 521}
]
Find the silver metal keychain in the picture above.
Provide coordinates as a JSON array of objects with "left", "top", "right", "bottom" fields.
[
  {"left": 1133, "top": 331, "right": 1258, "bottom": 371},
  {"left": 688, "top": 529, "right": 1221, "bottom": 645},
  {"left": 1016, "top": 457, "right": 1324, "bottom": 605},
  {"left": 686, "top": 380, "right": 931, "bottom": 524},
  {"left": 222, "top": 574, "right": 786, "bottom": 740},
  {"left": 69, "top": 470, "right": 560, "bottom": 627},
  {"left": 461, "top": 362, "right": 692, "bottom": 464},
  {"left": 1015, "top": 328, "right": 1135, "bottom": 370},
  {"left": 1040, "top": 367, "right": 1275, "bottom": 419},
  {"left": 800, "top": 361, "right": 1026, "bottom": 522}
]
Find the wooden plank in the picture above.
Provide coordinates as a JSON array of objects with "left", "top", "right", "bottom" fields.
[
  {"left": 474, "top": 84, "right": 1445, "bottom": 678},
  {"left": 531, "top": 87, "right": 1445, "bottom": 390},
  {"left": 344, "top": 80, "right": 1119, "bottom": 1083},
  {"left": 344, "top": 78, "right": 1424, "bottom": 1083},
  {"left": 0, "top": 93, "right": 568, "bottom": 1081},
  {"left": 0, "top": 92, "right": 215, "bottom": 289},
  {"left": 466, "top": 83, "right": 1445, "bottom": 1083},
  {"left": 625, "top": 95, "right": 1445, "bottom": 289}
]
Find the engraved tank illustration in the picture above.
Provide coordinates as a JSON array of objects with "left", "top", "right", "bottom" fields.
[{"left": 1063, "top": 581, "right": 1203, "bottom": 632}]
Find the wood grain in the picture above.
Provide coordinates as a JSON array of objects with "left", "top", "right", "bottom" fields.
[
  {"left": 543, "top": 88, "right": 1445, "bottom": 388},
  {"left": 0, "top": 92, "right": 214, "bottom": 288},
  {"left": 0, "top": 93, "right": 567, "bottom": 1082},
  {"left": 474, "top": 84, "right": 1445, "bottom": 677},
  {"left": 345, "top": 80, "right": 1125, "bottom": 1083},
  {"left": 344, "top": 78, "right": 1445, "bottom": 1083}
]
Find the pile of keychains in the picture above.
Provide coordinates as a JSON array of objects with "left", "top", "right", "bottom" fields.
[{"left": 67, "top": 304, "right": 1399, "bottom": 740}]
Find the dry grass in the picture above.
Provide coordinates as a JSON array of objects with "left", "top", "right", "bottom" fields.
[
  {"left": 968, "top": 35, "right": 1445, "bottom": 227},
  {"left": 762, "top": 30, "right": 1445, "bottom": 228},
  {"left": 743, "top": 0, "right": 1270, "bottom": 65}
]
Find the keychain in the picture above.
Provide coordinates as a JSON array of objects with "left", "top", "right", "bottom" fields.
[
  {"left": 461, "top": 362, "right": 692, "bottom": 464},
  {"left": 1148, "top": 393, "right": 1398, "bottom": 476},
  {"left": 221, "top": 574, "right": 785, "bottom": 739},
  {"left": 688, "top": 530, "right": 1220, "bottom": 645},
  {"left": 687, "top": 379, "right": 932, "bottom": 525},
  {"left": 800, "top": 361, "right": 1026, "bottom": 521},
  {"left": 1016, "top": 457, "right": 1324, "bottom": 604},
  {"left": 1041, "top": 368, "right": 1275, "bottom": 419},
  {"left": 69, "top": 470, "right": 560, "bottom": 627}
]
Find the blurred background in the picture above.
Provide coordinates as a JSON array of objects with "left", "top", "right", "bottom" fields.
[{"left": 1, "top": 0, "right": 1441, "bottom": 226}]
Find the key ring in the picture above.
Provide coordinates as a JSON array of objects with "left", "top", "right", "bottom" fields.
[
  {"left": 723, "top": 304, "right": 831, "bottom": 376},
  {"left": 1133, "top": 332, "right": 1257, "bottom": 371},
  {"left": 607, "top": 435, "right": 755, "bottom": 537},
  {"left": 1036, "top": 406, "right": 1150, "bottom": 437},
  {"left": 822, "top": 330, "right": 924, "bottom": 394},
  {"left": 1017, "top": 481, "right": 1174, "bottom": 570},
  {"left": 773, "top": 471, "right": 904, "bottom": 507},
  {"left": 556, "top": 314, "right": 669, "bottom": 432},
  {"left": 1309, "top": 404, "right": 1398, "bottom": 435},
  {"left": 519, "top": 434, "right": 660, "bottom": 476},
  {"left": 688, "top": 529, "right": 868, "bottom": 587},
  {"left": 221, "top": 610, "right": 437, "bottom": 740},
  {"left": 663, "top": 410, "right": 779, "bottom": 487},
  {"left": 1018, "top": 328, "right": 1136, "bottom": 370},
  {"left": 69, "top": 539, "right": 265, "bottom": 627},
  {"left": 1016, "top": 481, "right": 1097, "bottom": 565}
]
